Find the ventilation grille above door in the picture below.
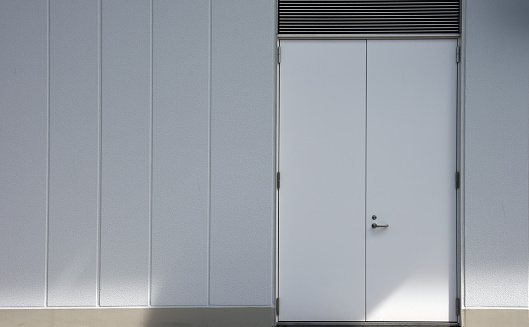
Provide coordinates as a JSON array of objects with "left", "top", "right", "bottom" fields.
[{"left": 278, "top": 0, "right": 460, "bottom": 35}]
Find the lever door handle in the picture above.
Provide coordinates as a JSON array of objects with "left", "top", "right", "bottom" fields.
[{"left": 372, "top": 223, "right": 389, "bottom": 229}]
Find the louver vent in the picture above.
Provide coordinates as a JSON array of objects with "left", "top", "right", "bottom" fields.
[{"left": 278, "top": 0, "right": 460, "bottom": 35}]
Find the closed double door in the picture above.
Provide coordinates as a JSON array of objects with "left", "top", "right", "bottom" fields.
[{"left": 278, "top": 39, "right": 457, "bottom": 322}]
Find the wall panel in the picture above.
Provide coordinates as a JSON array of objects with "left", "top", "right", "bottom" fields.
[
  {"left": 464, "top": 0, "right": 529, "bottom": 307},
  {"left": 151, "top": 0, "right": 210, "bottom": 306},
  {"left": 100, "top": 0, "right": 151, "bottom": 306},
  {"left": 0, "top": 0, "right": 48, "bottom": 307},
  {"left": 47, "top": 0, "right": 99, "bottom": 306},
  {"left": 210, "top": 0, "right": 276, "bottom": 305}
]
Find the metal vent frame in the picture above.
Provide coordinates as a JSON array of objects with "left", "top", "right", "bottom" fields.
[{"left": 278, "top": 0, "right": 460, "bottom": 36}]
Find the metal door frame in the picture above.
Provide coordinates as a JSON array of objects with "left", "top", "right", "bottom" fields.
[{"left": 274, "top": 34, "right": 463, "bottom": 326}]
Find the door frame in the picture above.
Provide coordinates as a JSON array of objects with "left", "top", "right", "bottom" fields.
[{"left": 274, "top": 34, "right": 463, "bottom": 326}]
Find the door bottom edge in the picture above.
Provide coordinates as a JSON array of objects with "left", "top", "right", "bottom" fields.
[{"left": 277, "top": 322, "right": 459, "bottom": 327}]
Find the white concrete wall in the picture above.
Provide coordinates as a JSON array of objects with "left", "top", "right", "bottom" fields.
[
  {"left": 0, "top": 0, "right": 275, "bottom": 308},
  {"left": 0, "top": 0, "right": 48, "bottom": 307},
  {"left": 3, "top": 0, "right": 529, "bottom": 314},
  {"left": 463, "top": 0, "right": 529, "bottom": 308}
]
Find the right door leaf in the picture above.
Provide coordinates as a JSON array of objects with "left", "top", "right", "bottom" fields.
[{"left": 365, "top": 39, "right": 457, "bottom": 322}]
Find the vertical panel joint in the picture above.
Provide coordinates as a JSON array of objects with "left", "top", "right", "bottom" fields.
[{"left": 277, "top": 172, "right": 280, "bottom": 189}]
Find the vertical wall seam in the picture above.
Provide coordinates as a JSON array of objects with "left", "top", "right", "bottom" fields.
[
  {"left": 207, "top": 0, "right": 212, "bottom": 306},
  {"left": 364, "top": 39, "right": 368, "bottom": 319},
  {"left": 45, "top": 0, "right": 51, "bottom": 308},
  {"left": 148, "top": 0, "right": 154, "bottom": 307},
  {"left": 97, "top": 0, "right": 102, "bottom": 307}
]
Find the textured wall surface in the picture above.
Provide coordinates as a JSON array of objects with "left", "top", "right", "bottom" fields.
[
  {"left": 209, "top": 0, "right": 276, "bottom": 306},
  {"left": 100, "top": 0, "right": 151, "bottom": 306},
  {"left": 7, "top": 0, "right": 528, "bottom": 313},
  {"left": 0, "top": 0, "right": 275, "bottom": 308},
  {"left": 0, "top": 0, "right": 48, "bottom": 307},
  {"left": 47, "top": 0, "right": 99, "bottom": 307},
  {"left": 464, "top": 0, "right": 529, "bottom": 307},
  {"left": 150, "top": 0, "right": 210, "bottom": 307}
]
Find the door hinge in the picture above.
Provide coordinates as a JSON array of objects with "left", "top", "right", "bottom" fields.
[
  {"left": 276, "top": 297, "right": 279, "bottom": 315},
  {"left": 456, "top": 46, "right": 461, "bottom": 63},
  {"left": 278, "top": 46, "right": 281, "bottom": 64},
  {"left": 277, "top": 172, "right": 280, "bottom": 189},
  {"left": 456, "top": 297, "right": 461, "bottom": 316},
  {"left": 456, "top": 171, "right": 460, "bottom": 189}
]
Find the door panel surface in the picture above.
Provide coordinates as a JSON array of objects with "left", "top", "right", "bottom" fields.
[
  {"left": 278, "top": 40, "right": 367, "bottom": 321},
  {"left": 365, "top": 39, "right": 457, "bottom": 321},
  {"left": 278, "top": 39, "right": 457, "bottom": 323}
]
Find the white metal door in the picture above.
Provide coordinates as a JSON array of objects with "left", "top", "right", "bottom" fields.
[
  {"left": 278, "top": 40, "right": 367, "bottom": 321},
  {"left": 278, "top": 39, "right": 457, "bottom": 322},
  {"left": 365, "top": 39, "right": 457, "bottom": 322}
]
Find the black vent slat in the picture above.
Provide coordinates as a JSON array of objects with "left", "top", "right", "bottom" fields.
[{"left": 278, "top": 0, "right": 460, "bottom": 35}]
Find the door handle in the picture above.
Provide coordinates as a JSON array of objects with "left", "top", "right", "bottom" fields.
[{"left": 372, "top": 223, "right": 389, "bottom": 229}]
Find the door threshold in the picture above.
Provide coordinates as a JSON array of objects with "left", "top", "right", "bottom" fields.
[{"left": 277, "top": 322, "right": 459, "bottom": 327}]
